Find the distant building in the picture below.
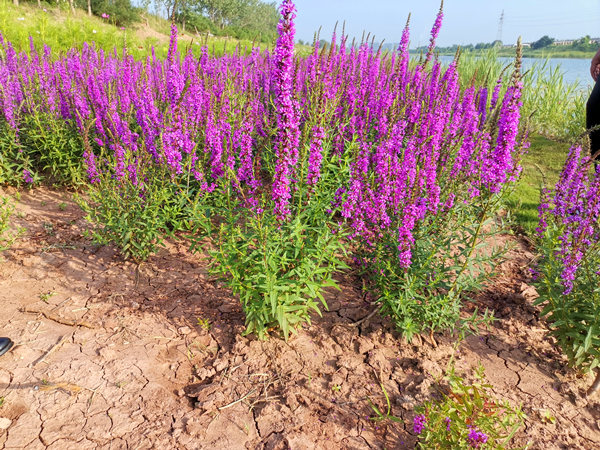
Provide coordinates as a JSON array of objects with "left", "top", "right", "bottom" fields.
[{"left": 554, "top": 40, "right": 574, "bottom": 46}]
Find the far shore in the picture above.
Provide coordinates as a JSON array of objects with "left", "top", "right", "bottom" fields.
[{"left": 410, "top": 49, "right": 597, "bottom": 59}]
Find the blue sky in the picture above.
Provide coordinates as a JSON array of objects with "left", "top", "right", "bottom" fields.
[{"left": 294, "top": 0, "right": 600, "bottom": 47}]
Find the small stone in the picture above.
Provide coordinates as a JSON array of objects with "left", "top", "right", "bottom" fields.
[
  {"left": 179, "top": 326, "right": 192, "bottom": 335},
  {"left": 0, "top": 417, "right": 12, "bottom": 430},
  {"left": 213, "top": 358, "right": 228, "bottom": 372},
  {"left": 356, "top": 337, "right": 374, "bottom": 355}
]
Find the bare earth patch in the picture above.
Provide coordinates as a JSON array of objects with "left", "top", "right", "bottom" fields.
[{"left": 0, "top": 187, "right": 598, "bottom": 449}]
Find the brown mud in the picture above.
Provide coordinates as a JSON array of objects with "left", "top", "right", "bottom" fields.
[{"left": 0, "top": 187, "right": 598, "bottom": 449}]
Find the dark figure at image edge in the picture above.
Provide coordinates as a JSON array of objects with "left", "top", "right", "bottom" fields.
[
  {"left": 0, "top": 337, "right": 13, "bottom": 357},
  {"left": 587, "top": 47, "right": 600, "bottom": 159}
]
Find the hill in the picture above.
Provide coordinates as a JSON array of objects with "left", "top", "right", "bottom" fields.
[{"left": 0, "top": 1, "right": 268, "bottom": 58}]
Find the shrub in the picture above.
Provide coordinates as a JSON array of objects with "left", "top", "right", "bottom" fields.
[
  {"left": 88, "top": 0, "right": 139, "bottom": 27},
  {"left": 207, "top": 189, "right": 348, "bottom": 340}
]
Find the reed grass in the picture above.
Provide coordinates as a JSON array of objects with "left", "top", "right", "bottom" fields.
[{"left": 456, "top": 48, "right": 588, "bottom": 141}]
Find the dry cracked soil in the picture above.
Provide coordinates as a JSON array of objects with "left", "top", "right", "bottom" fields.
[{"left": 0, "top": 187, "right": 599, "bottom": 449}]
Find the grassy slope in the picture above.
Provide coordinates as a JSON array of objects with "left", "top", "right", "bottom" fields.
[{"left": 0, "top": 1, "right": 272, "bottom": 58}]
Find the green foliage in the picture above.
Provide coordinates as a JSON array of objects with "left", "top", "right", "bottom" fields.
[
  {"left": 20, "top": 113, "right": 85, "bottom": 185},
  {"left": 0, "top": 124, "right": 25, "bottom": 186},
  {"left": 77, "top": 161, "right": 191, "bottom": 262},
  {"left": 175, "top": 0, "right": 279, "bottom": 44},
  {"left": 0, "top": 114, "right": 84, "bottom": 187},
  {"left": 414, "top": 364, "right": 527, "bottom": 449},
  {"left": 205, "top": 187, "right": 348, "bottom": 340},
  {"left": 504, "top": 135, "right": 568, "bottom": 234},
  {"left": 533, "top": 222, "right": 600, "bottom": 373},
  {"left": 87, "top": 0, "right": 139, "bottom": 26},
  {"left": 367, "top": 383, "right": 402, "bottom": 424},
  {"left": 531, "top": 35, "right": 555, "bottom": 50},
  {"left": 196, "top": 316, "right": 211, "bottom": 330},
  {"left": 366, "top": 200, "right": 502, "bottom": 342},
  {"left": 456, "top": 49, "right": 586, "bottom": 141},
  {"left": 570, "top": 35, "right": 598, "bottom": 53}
]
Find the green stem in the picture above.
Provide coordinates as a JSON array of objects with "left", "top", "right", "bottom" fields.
[{"left": 448, "top": 197, "right": 492, "bottom": 298}]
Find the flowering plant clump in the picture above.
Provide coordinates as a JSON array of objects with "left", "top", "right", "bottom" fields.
[
  {"left": 413, "top": 364, "right": 526, "bottom": 449},
  {"left": 534, "top": 145, "right": 600, "bottom": 395},
  {"left": 0, "top": 1, "right": 526, "bottom": 339}
]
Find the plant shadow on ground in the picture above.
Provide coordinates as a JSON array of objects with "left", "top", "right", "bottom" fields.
[{"left": 1, "top": 186, "right": 598, "bottom": 449}]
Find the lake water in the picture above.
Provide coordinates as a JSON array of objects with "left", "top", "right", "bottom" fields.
[{"left": 437, "top": 55, "right": 595, "bottom": 90}]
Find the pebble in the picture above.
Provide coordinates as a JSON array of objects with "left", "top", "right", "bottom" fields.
[
  {"left": 179, "top": 326, "right": 192, "bottom": 335},
  {"left": 0, "top": 417, "right": 11, "bottom": 430}
]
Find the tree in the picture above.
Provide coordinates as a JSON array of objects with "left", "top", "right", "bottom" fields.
[
  {"left": 174, "top": 0, "right": 279, "bottom": 43},
  {"left": 84, "top": 0, "right": 140, "bottom": 26},
  {"left": 531, "top": 35, "right": 554, "bottom": 50}
]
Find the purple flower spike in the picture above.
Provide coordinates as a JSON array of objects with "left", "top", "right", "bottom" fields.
[
  {"left": 23, "top": 169, "right": 34, "bottom": 184},
  {"left": 271, "top": 0, "right": 300, "bottom": 221},
  {"left": 425, "top": 2, "right": 444, "bottom": 64},
  {"left": 467, "top": 426, "right": 488, "bottom": 448},
  {"left": 413, "top": 414, "right": 427, "bottom": 435}
]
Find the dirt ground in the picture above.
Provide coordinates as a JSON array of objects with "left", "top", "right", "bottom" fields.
[{"left": 0, "top": 187, "right": 598, "bottom": 449}]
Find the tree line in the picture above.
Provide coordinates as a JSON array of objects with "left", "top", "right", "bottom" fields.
[{"left": 415, "top": 34, "right": 599, "bottom": 53}]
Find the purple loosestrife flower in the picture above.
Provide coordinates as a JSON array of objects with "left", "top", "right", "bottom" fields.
[
  {"left": 542, "top": 146, "right": 600, "bottom": 294},
  {"left": 271, "top": 0, "right": 300, "bottom": 221},
  {"left": 425, "top": 2, "right": 444, "bottom": 64},
  {"left": 486, "top": 81, "right": 522, "bottom": 193},
  {"left": 490, "top": 78, "right": 502, "bottom": 110},
  {"left": 444, "top": 416, "right": 451, "bottom": 431},
  {"left": 83, "top": 149, "right": 100, "bottom": 184},
  {"left": 23, "top": 169, "right": 34, "bottom": 184},
  {"left": 307, "top": 125, "right": 325, "bottom": 186},
  {"left": 536, "top": 187, "right": 552, "bottom": 237},
  {"left": 396, "top": 15, "right": 411, "bottom": 86},
  {"left": 466, "top": 426, "right": 488, "bottom": 448},
  {"left": 477, "top": 87, "right": 488, "bottom": 125},
  {"left": 413, "top": 414, "right": 427, "bottom": 435}
]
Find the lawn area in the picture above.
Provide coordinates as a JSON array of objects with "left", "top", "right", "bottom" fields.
[{"left": 506, "top": 135, "right": 572, "bottom": 234}]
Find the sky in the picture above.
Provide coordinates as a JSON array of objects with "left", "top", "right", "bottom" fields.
[{"left": 293, "top": 0, "right": 600, "bottom": 47}]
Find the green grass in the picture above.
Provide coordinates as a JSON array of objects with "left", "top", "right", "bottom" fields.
[{"left": 506, "top": 135, "right": 571, "bottom": 234}]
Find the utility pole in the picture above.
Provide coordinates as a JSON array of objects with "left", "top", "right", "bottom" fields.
[{"left": 496, "top": 10, "right": 504, "bottom": 44}]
